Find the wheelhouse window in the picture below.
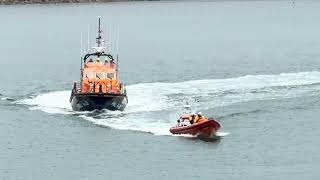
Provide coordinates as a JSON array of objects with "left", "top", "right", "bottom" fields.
[
  {"left": 95, "top": 72, "right": 105, "bottom": 79},
  {"left": 107, "top": 73, "right": 114, "bottom": 79},
  {"left": 84, "top": 71, "right": 94, "bottom": 80}
]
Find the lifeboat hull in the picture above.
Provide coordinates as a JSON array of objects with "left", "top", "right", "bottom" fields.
[
  {"left": 170, "top": 119, "right": 221, "bottom": 137},
  {"left": 70, "top": 93, "right": 128, "bottom": 111}
]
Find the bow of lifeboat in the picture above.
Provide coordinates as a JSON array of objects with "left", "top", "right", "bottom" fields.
[{"left": 170, "top": 118, "right": 221, "bottom": 137}]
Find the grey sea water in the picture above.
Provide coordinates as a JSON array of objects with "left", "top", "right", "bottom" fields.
[{"left": 1, "top": 1, "right": 320, "bottom": 179}]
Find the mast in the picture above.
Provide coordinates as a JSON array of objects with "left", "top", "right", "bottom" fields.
[
  {"left": 91, "top": 16, "right": 107, "bottom": 56},
  {"left": 96, "top": 16, "right": 102, "bottom": 48}
]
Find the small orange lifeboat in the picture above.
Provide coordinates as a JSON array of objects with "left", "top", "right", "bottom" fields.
[
  {"left": 169, "top": 103, "right": 221, "bottom": 137},
  {"left": 170, "top": 118, "right": 221, "bottom": 137},
  {"left": 70, "top": 17, "right": 128, "bottom": 111}
]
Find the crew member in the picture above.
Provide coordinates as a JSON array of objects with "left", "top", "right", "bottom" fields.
[
  {"left": 198, "top": 113, "right": 206, "bottom": 122},
  {"left": 189, "top": 114, "right": 195, "bottom": 124},
  {"left": 194, "top": 114, "right": 199, "bottom": 123},
  {"left": 177, "top": 119, "right": 181, "bottom": 127},
  {"left": 110, "top": 59, "right": 115, "bottom": 68}
]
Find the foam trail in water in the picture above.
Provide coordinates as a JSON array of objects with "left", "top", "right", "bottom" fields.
[
  {"left": 17, "top": 71, "right": 320, "bottom": 135},
  {"left": 216, "top": 132, "right": 230, "bottom": 137},
  {"left": 18, "top": 91, "right": 72, "bottom": 114}
]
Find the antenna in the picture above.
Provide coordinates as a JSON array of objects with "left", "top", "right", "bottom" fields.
[
  {"left": 194, "top": 97, "right": 200, "bottom": 113},
  {"left": 116, "top": 25, "right": 120, "bottom": 80},
  {"left": 110, "top": 27, "right": 114, "bottom": 53},
  {"left": 108, "top": 24, "right": 111, "bottom": 52},
  {"left": 105, "top": 25, "right": 108, "bottom": 52},
  {"left": 81, "top": 32, "right": 83, "bottom": 66},
  {"left": 80, "top": 32, "right": 83, "bottom": 59},
  {"left": 116, "top": 24, "right": 120, "bottom": 54},
  {"left": 80, "top": 32, "right": 83, "bottom": 87},
  {"left": 87, "top": 24, "right": 90, "bottom": 52},
  {"left": 116, "top": 54, "right": 119, "bottom": 80}
]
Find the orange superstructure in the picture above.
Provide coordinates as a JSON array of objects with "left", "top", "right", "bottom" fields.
[{"left": 80, "top": 60, "right": 123, "bottom": 94}]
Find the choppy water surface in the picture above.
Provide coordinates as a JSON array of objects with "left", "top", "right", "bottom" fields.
[{"left": 1, "top": 1, "right": 320, "bottom": 180}]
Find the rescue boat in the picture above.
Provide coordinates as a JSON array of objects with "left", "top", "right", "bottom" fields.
[
  {"left": 70, "top": 17, "right": 128, "bottom": 111},
  {"left": 169, "top": 103, "right": 221, "bottom": 137}
]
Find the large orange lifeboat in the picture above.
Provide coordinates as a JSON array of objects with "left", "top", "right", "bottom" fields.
[{"left": 70, "top": 17, "right": 128, "bottom": 111}]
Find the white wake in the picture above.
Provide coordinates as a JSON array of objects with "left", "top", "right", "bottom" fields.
[{"left": 17, "top": 71, "right": 320, "bottom": 135}]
